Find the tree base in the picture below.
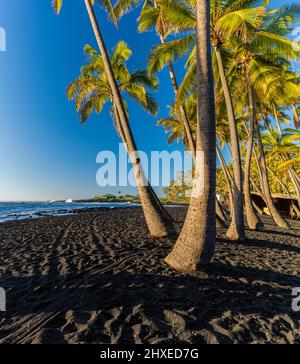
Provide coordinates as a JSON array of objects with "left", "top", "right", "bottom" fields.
[{"left": 164, "top": 253, "right": 198, "bottom": 272}]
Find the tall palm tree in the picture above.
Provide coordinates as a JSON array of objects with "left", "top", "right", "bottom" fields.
[
  {"left": 145, "top": 0, "right": 272, "bottom": 239},
  {"left": 141, "top": 0, "right": 270, "bottom": 240},
  {"left": 157, "top": 95, "right": 229, "bottom": 223},
  {"left": 243, "top": 113, "right": 262, "bottom": 229},
  {"left": 224, "top": 2, "right": 300, "bottom": 228},
  {"left": 164, "top": 0, "right": 216, "bottom": 271},
  {"left": 115, "top": 0, "right": 197, "bottom": 156},
  {"left": 52, "top": 0, "right": 173, "bottom": 237}
]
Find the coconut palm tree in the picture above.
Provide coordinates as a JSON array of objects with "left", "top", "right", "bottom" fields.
[
  {"left": 164, "top": 0, "right": 216, "bottom": 271},
  {"left": 157, "top": 95, "right": 229, "bottom": 223},
  {"left": 67, "top": 41, "right": 158, "bottom": 134},
  {"left": 116, "top": 0, "right": 197, "bottom": 157},
  {"left": 224, "top": 2, "right": 300, "bottom": 228},
  {"left": 52, "top": 0, "right": 173, "bottom": 237},
  {"left": 149, "top": 1, "right": 300, "bottom": 227},
  {"left": 142, "top": 0, "right": 271, "bottom": 239},
  {"left": 262, "top": 129, "right": 300, "bottom": 209}
]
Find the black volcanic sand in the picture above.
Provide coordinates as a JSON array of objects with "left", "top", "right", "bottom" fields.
[{"left": 0, "top": 207, "right": 300, "bottom": 344}]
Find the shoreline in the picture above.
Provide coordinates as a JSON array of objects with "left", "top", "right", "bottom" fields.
[
  {"left": 0, "top": 207, "right": 300, "bottom": 343},
  {"left": 0, "top": 202, "right": 188, "bottom": 224}
]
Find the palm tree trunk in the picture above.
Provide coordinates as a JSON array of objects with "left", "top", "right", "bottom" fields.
[
  {"left": 216, "top": 198, "right": 227, "bottom": 223},
  {"left": 292, "top": 104, "right": 300, "bottom": 129},
  {"left": 273, "top": 103, "right": 283, "bottom": 136},
  {"left": 113, "top": 103, "right": 127, "bottom": 143},
  {"left": 255, "top": 124, "right": 289, "bottom": 228},
  {"left": 267, "top": 166, "right": 293, "bottom": 199},
  {"left": 216, "top": 144, "right": 234, "bottom": 215},
  {"left": 165, "top": 0, "right": 216, "bottom": 271},
  {"left": 113, "top": 104, "right": 174, "bottom": 223},
  {"left": 283, "top": 160, "right": 300, "bottom": 211},
  {"left": 266, "top": 165, "right": 300, "bottom": 216},
  {"left": 214, "top": 46, "right": 244, "bottom": 240},
  {"left": 154, "top": 0, "right": 196, "bottom": 159},
  {"left": 159, "top": 34, "right": 225, "bottom": 223},
  {"left": 253, "top": 200, "right": 264, "bottom": 215},
  {"left": 84, "top": 0, "right": 172, "bottom": 236},
  {"left": 243, "top": 83, "right": 261, "bottom": 230},
  {"left": 166, "top": 61, "right": 196, "bottom": 159}
]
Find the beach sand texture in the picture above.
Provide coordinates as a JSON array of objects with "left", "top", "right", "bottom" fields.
[{"left": 0, "top": 207, "right": 300, "bottom": 344}]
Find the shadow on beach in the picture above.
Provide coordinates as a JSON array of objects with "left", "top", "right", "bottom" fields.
[{"left": 0, "top": 208, "right": 300, "bottom": 344}]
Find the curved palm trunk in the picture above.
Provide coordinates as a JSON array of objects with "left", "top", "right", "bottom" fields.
[
  {"left": 268, "top": 165, "right": 299, "bottom": 206},
  {"left": 255, "top": 124, "right": 289, "bottom": 228},
  {"left": 253, "top": 200, "right": 264, "bottom": 215},
  {"left": 159, "top": 35, "right": 225, "bottom": 223},
  {"left": 287, "top": 167, "right": 300, "bottom": 211},
  {"left": 113, "top": 104, "right": 174, "bottom": 224},
  {"left": 267, "top": 165, "right": 300, "bottom": 216},
  {"left": 267, "top": 166, "right": 289, "bottom": 197},
  {"left": 284, "top": 171, "right": 300, "bottom": 217},
  {"left": 155, "top": 1, "right": 196, "bottom": 159},
  {"left": 272, "top": 107, "right": 300, "bottom": 211},
  {"left": 165, "top": 0, "right": 216, "bottom": 271},
  {"left": 85, "top": 0, "right": 172, "bottom": 236},
  {"left": 279, "top": 151, "right": 300, "bottom": 209},
  {"left": 216, "top": 144, "right": 234, "bottom": 215},
  {"left": 214, "top": 47, "right": 244, "bottom": 240},
  {"left": 292, "top": 104, "right": 300, "bottom": 129},
  {"left": 165, "top": 60, "right": 196, "bottom": 159},
  {"left": 273, "top": 103, "right": 283, "bottom": 136},
  {"left": 216, "top": 198, "right": 227, "bottom": 223},
  {"left": 243, "top": 82, "right": 261, "bottom": 230},
  {"left": 165, "top": 51, "right": 227, "bottom": 223}
]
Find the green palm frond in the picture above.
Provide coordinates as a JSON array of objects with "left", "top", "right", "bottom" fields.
[
  {"left": 114, "top": 0, "right": 141, "bottom": 19},
  {"left": 177, "top": 60, "right": 196, "bottom": 102},
  {"left": 68, "top": 40, "right": 158, "bottom": 126},
  {"left": 278, "top": 156, "right": 300, "bottom": 171},
  {"left": 148, "top": 35, "right": 195, "bottom": 75},
  {"left": 98, "top": 0, "right": 118, "bottom": 25},
  {"left": 215, "top": 7, "right": 265, "bottom": 42},
  {"left": 111, "top": 41, "right": 132, "bottom": 64}
]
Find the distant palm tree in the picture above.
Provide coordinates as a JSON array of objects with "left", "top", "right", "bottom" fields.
[
  {"left": 52, "top": 0, "right": 173, "bottom": 237},
  {"left": 262, "top": 129, "right": 300, "bottom": 209}
]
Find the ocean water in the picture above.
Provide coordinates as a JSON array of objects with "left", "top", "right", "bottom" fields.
[{"left": 0, "top": 201, "right": 141, "bottom": 223}]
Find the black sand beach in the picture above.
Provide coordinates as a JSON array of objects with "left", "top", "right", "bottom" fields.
[{"left": 0, "top": 207, "right": 300, "bottom": 344}]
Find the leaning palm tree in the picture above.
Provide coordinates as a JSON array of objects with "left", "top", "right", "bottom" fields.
[
  {"left": 164, "top": 0, "right": 216, "bottom": 271},
  {"left": 52, "top": 0, "right": 173, "bottom": 237}
]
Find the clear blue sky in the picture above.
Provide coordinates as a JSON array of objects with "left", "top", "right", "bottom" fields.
[{"left": 0, "top": 0, "right": 295, "bottom": 201}]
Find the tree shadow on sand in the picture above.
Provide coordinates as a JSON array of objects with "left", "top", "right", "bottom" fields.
[
  {"left": 218, "top": 236, "right": 300, "bottom": 255},
  {"left": 1, "top": 259, "right": 300, "bottom": 343}
]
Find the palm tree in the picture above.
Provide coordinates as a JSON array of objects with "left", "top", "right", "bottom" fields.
[
  {"left": 116, "top": 0, "right": 197, "bottom": 156},
  {"left": 224, "top": 2, "right": 300, "bottom": 228},
  {"left": 68, "top": 41, "right": 158, "bottom": 135},
  {"left": 262, "top": 129, "right": 300, "bottom": 210},
  {"left": 142, "top": 0, "right": 271, "bottom": 240},
  {"left": 164, "top": 0, "right": 216, "bottom": 271},
  {"left": 157, "top": 93, "right": 229, "bottom": 220},
  {"left": 52, "top": 0, "right": 173, "bottom": 237},
  {"left": 243, "top": 111, "right": 262, "bottom": 229}
]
